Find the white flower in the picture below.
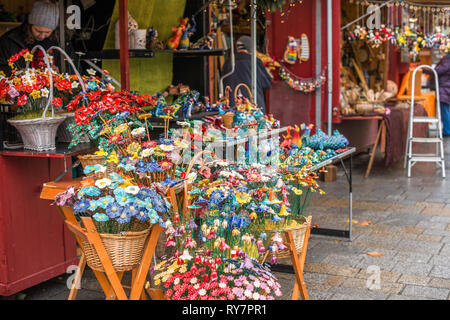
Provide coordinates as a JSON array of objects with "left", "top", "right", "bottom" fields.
[
  {"left": 41, "top": 88, "right": 49, "bottom": 98},
  {"left": 190, "top": 277, "right": 198, "bottom": 284},
  {"left": 72, "top": 81, "right": 80, "bottom": 89},
  {"left": 219, "top": 171, "right": 232, "bottom": 178},
  {"left": 87, "top": 68, "right": 96, "bottom": 76},
  {"left": 95, "top": 178, "right": 111, "bottom": 189},
  {"left": 160, "top": 144, "right": 174, "bottom": 152},
  {"left": 254, "top": 280, "right": 261, "bottom": 288},
  {"left": 125, "top": 185, "right": 140, "bottom": 195},
  {"left": 252, "top": 292, "right": 260, "bottom": 299},
  {"left": 193, "top": 284, "right": 200, "bottom": 289},
  {"left": 187, "top": 172, "right": 197, "bottom": 183},
  {"left": 214, "top": 219, "right": 220, "bottom": 227},
  {"left": 221, "top": 220, "right": 228, "bottom": 229},
  {"left": 215, "top": 160, "right": 229, "bottom": 167},
  {"left": 131, "top": 127, "right": 146, "bottom": 137},
  {"left": 95, "top": 165, "right": 107, "bottom": 174},
  {"left": 198, "top": 289, "right": 206, "bottom": 296},
  {"left": 141, "top": 148, "right": 154, "bottom": 158},
  {"left": 244, "top": 289, "right": 252, "bottom": 298},
  {"left": 173, "top": 278, "right": 180, "bottom": 285},
  {"left": 180, "top": 249, "right": 192, "bottom": 261},
  {"left": 219, "top": 282, "right": 226, "bottom": 289}
]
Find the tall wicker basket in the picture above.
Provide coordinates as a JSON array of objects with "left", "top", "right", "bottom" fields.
[
  {"left": 78, "top": 153, "right": 117, "bottom": 178},
  {"left": 267, "top": 216, "right": 312, "bottom": 259},
  {"left": 66, "top": 222, "right": 151, "bottom": 272}
]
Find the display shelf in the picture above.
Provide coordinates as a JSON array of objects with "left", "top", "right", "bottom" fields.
[
  {"left": 0, "top": 142, "right": 95, "bottom": 159},
  {"left": 83, "top": 49, "right": 226, "bottom": 60}
]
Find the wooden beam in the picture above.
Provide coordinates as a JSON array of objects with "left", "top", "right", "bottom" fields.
[{"left": 119, "top": 0, "right": 130, "bottom": 91}]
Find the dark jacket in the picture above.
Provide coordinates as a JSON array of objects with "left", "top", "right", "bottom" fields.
[
  {"left": 425, "top": 54, "right": 450, "bottom": 105},
  {"left": 221, "top": 52, "right": 273, "bottom": 112},
  {"left": 0, "top": 23, "right": 59, "bottom": 75}
]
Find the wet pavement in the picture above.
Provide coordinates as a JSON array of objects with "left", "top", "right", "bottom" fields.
[{"left": 2, "top": 136, "right": 450, "bottom": 300}]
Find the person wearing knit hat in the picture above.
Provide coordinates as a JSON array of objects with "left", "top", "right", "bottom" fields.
[
  {"left": 221, "top": 35, "right": 273, "bottom": 112},
  {"left": 0, "top": 0, "right": 61, "bottom": 75}
]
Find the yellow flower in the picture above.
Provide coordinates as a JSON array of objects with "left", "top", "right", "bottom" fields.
[
  {"left": 114, "top": 123, "right": 129, "bottom": 135},
  {"left": 107, "top": 151, "right": 119, "bottom": 164},
  {"left": 154, "top": 279, "right": 161, "bottom": 286},
  {"left": 319, "top": 189, "right": 325, "bottom": 195},
  {"left": 0, "top": 71, "right": 5, "bottom": 77},
  {"left": 24, "top": 52, "right": 34, "bottom": 62},
  {"left": 30, "top": 90, "right": 41, "bottom": 99},
  {"left": 235, "top": 192, "right": 250, "bottom": 204},
  {"left": 13, "top": 77, "right": 21, "bottom": 85},
  {"left": 126, "top": 142, "right": 142, "bottom": 155},
  {"left": 291, "top": 187, "right": 303, "bottom": 195},
  {"left": 95, "top": 148, "right": 108, "bottom": 157}
]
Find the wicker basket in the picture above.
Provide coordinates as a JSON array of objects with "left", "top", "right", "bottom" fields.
[
  {"left": 78, "top": 153, "right": 117, "bottom": 178},
  {"left": 222, "top": 111, "right": 235, "bottom": 129},
  {"left": 7, "top": 116, "right": 67, "bottom": 151},
  {"left": 57, "top": 112, "right": 90, "bottom": 143},
  {"left": 234, "top": 83, "right": 253, "bottom": 108},
  {"left": 66, "top": 223, "right": 151, "bottom": 272},
  {"left": 266, "top": 216, "right": 312, "bottom": 259}
]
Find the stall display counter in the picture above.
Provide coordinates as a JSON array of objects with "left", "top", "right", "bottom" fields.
[{"left": 0, "top": 143, "right": 94, "bottom": 296}]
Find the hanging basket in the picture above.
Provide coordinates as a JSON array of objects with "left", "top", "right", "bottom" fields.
[
  {"left": 57, "top": 112, "right": 90, "bottom": 143},
  {"left": 7, "top": 116, "right": 66, "bottom": 151},
  {"left": 66, "top": 222, "right": 151, "bottom": 272}
]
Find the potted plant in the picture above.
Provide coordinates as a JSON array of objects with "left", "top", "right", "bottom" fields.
[{"left": 0, "top": 46, "right": 85, "bottom": 151}]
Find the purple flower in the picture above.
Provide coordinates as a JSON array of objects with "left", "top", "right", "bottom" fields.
[
  {"left": 227, "top": 276, "right": 234, "bottom": 281},
  {"left": 270, "top": 256, "right": 278, "bottom": 264},
  {"left": 259, "top": 294, "right": 267, "bottom": 300},
  {"left": 232, "top": 287, "right": 244, "bottom": 297},
  {"left": 246, "top": 284, "right": 254, "bottom": 291},
  {"left": 234, "top": 280, "right": 243, "bottom": 287},
  {"left": 260, "top": 282, "right": 267, "bottom": 289},
  {"left": 8, "top": 86, "right": 19, "bottom": 98},
  {"left": 274, "top": 289, "right": 282, "bottom": 297},
  {"left": 267, "top": 295, "right": 275, "bottom": 300}
]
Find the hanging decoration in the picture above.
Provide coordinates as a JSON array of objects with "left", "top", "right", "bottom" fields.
[
  {"left": 283, "top": 36, "right": 299, "bottom": 64},
  {"left": 346, "top": 0, "right": 450, "bottom": 56},
  {"left": 278, "top": 65, "right": 326, "bottom": 94}
]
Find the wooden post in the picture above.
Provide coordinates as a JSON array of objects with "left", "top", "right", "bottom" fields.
[{"left": 119, "top": 0, "right": 130, "bottom": 91}]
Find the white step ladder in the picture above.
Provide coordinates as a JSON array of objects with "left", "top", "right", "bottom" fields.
[{"left": 404, "top": 65, "right": 446, "bottom": 178}]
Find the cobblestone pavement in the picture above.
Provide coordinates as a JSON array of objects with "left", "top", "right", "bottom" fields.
[{"left": 2, "top": 137, "right": 449, "bottom": 300}]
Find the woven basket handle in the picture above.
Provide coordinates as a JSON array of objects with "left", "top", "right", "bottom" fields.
[
  {"left": 234, "top": 83, "right": 252, "bottom": 105},
  {"left": 47, "top": 46, "right": 87, "bottom": 93},
  {"left": 26, "top": 45, "right": 54, "bottom": 119}
]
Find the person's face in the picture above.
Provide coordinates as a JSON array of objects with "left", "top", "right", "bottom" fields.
[{"left": 31, "top": 25, "right": 53, "bottom": 42}]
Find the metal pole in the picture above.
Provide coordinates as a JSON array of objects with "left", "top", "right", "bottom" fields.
[
  {"left": 327, "top": 0, "right": 332, "bottom": 135},
  {"left": 315, "top": 0, "right": 322, "bottom": 130},
  {"left": 59, "top": 0, "right": 66, "bottom": 73},
  {"left": 219, "top": 0, "right": 235, "bottom": 97},
  {"left": 251, "top": 0, "right": 257, "bottom": 106}
]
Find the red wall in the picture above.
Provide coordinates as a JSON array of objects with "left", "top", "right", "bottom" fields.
[{"left": 266, "top": 0, "right": 341, "bottom": 128}]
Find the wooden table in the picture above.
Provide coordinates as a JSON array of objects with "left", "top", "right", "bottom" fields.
[{"left": 40, "top": 179, "right": 163, "bottom": 300}]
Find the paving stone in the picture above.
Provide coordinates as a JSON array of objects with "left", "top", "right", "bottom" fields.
[
  {"left": 387, "top": 294, "right": 431, "bottom": 300},
  {"left": 398, "top": 274, "right": 431, "bottom": 286},
  {"left": 326, "top": 265, "right": 361, "bottom": 277},
  {"left": 321, "top": 253, "right": 363, "bottom": 268},
  {"left": 308, "top": 290, "right": 334, "bottom": 300},
  {"left": 328, "top": 287, "right": 389, "bottom": 300},
  {"left": 370, "top": 230, "right": 418, "bottom": 240},
  {"left": 429, "top": 265, "right": 450, "bottom": 280},
  {"left": 355, "top": 270, "right": 402, "bottom": 283},
  {"left": 395, "top": 239, "right": 443, "bottom": 254},
  {"left": 428, "top": 278, "right": 450, "bottom": 290},
  {"left": 325, "top": 275, "right": 345, "bottom": 287},
  {"left": 303, "top": 272, "right": 329, "bottom": 284},
  {"left": 304, "top": 263, "right": 332, "bottom": 274},
  {"left": 391, "top": 261, "right": 434, "bottom": 276},
  {"left": 401, "top": 285, "right": 450, "bottom": 300},
  {"left": 429, "top": 255, "right": 450, "bottom": 267},
  {"left": 416, "top": 234, "right": 443, "bottom": 242},
  {"left": 415, "top": 221, "right": 448, "bottom": 230},
  {"left": 440, "top": 244, "right": 450, "bottom": 256},
  {"left": 429, "top": 216, "right": 450, "bottom": 223},
  {"left": 340, "top": 277, "right": 366, "bottom": 289},
  {"left": 394, "top": 252, "right": 432, "bottom": 264},
  {"left": 400, "top": 226, "right": 424, "bottom": 235},
  {"left": 422, "top": 229, "right": 450, "bottom": 237},
  {"left": 422, "top": 207, "right": 450, "bottom": 217}
]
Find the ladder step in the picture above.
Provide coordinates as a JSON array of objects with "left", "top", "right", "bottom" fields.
[
  {"left": 410, "top": 137, "right": 442, "bottom": 143},
  {"left": 410, "top": 156, "right": 443, "bottom": 162},
  {"left": 413, "top": 117, "right": 439, "bottom": 123}
]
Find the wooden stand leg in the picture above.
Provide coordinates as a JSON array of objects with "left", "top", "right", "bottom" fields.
[
  {"left": 68, "top": 253, "right": 86, "bottom": 300},
  {"left": 81, "top": 217, "right": 129, "bottom": 300},
  {"left": 365, "top": 120, "right": 383, "bottom": 179},
  {"left": 286, "top": 231, "right": 309, "bottom": 300},
  {"left": 129, "top": 224, "right": 163, "bottom": 300}
]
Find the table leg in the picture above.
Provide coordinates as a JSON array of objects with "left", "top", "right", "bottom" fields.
[{"left": 365, "top": 120, "right": 383, "bottom": 178}]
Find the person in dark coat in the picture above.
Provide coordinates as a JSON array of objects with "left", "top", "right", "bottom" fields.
[
  {"left": 221, "top": 35, "right": 272, "bottom": 113},
  {"left": 425, "top": 53, "right": 450, "bottom": 136},
  {"left": 0, "top": 0, "right": 60, "bottom": 75}
]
